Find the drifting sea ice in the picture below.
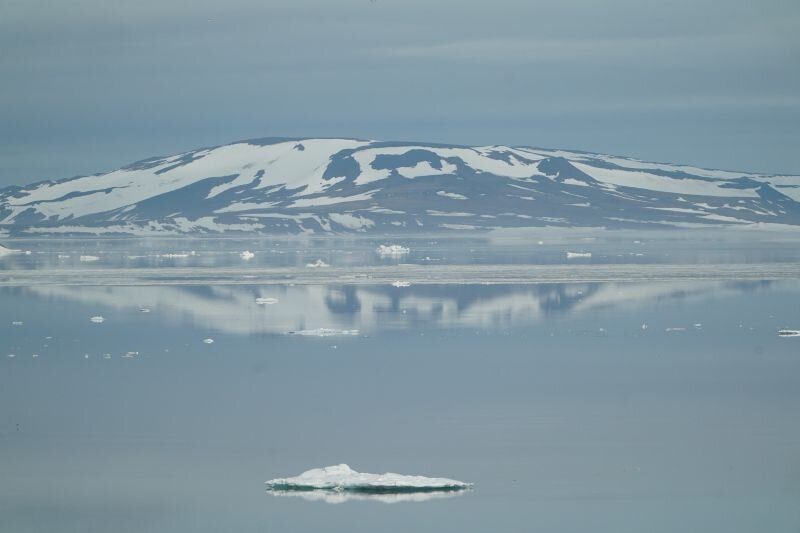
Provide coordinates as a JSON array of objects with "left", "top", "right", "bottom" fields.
[
  {"left": 778, "top": 329, "right": 800, "bottom": 337},
  {"left": 255, "top": 297, "right": 279, "bottom": 305},
  {"left": 240, "top": 250, "right": 255, "bottom": 260},
  {"left": 79, "top": 255, "right": 100, "bottom": 262},
  {"left": 377, "top": 244, "right": 410, "bottom": 256},
  {"left": 89, "top": 316, "right": 105, "bottom": 323},
  {"left": 265, "top": 464, "right": 472, "bottom": 493},
  {"left": 305, "top": 259, "right": 329, "bottom": 268},
  {"left": 566, "top": 251, "right": 592, "bottom": 258},
  {"left": 202, "top": 338, "right": 215, "bottom": 344},
  {"left": 391, "top": 281, "right": 411, "bottom": 288}
]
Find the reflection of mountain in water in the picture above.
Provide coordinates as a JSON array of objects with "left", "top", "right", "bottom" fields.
[{"left": 26, "top": 280, "right": 790, "bottom": 336}]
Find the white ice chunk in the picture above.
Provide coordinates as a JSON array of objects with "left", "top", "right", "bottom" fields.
[
  {"left": 391, "top": 281, "right": 411, "bottom": 288},
  {"left": 90, "top": 316, "right": 105, "bottom": 323},
  {"left": 377, "top": 244, "right": 410, "bottom": 256},
  {"left": 79, "top": 255, "right": 100, "bottom": 262},
  {"left": 202, "top": 338, "right": 214, "bottom": 344},
  {"left": 566, "top": 251, "right": 592, "bottom": 258},
  {"left": 240, "top": 250, "right": 255, "bottom": 260},
  {"left": 306, "top": 259, "right": 330, "bottom": 268},
  {"left": 778, "top": 329, "right": 800, "bottom": 337},
  {"left": 265, "top": 464, "right": 472, "bottom": 493},
  {"left": 255, "top": 297, "right": 279, "bottom": 305}
]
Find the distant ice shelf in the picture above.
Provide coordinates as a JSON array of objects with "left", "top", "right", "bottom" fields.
[{"left": 264, "top": 464, "right": 472, "bottom": 493}]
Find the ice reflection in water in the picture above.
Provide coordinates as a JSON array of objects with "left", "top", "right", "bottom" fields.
[{"left": 266, "top": 489, "right": 469, "bottom": 505}]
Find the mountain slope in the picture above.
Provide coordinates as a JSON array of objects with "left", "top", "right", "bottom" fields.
[{"left": 1, "top": 137, "right": 799, "bottom": 235}]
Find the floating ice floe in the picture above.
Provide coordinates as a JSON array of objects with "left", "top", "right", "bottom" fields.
[
  {"left": 160, "top": 253, "right": 190, "bottom": 258},
  {"left": 566, "top": 251, "right": 592, "bottom": 259},
  {"left": 391, "top": 281, "right": 411, "bottom": 288},
  {"left": 377, "top": 244, "right": 410, "bottom": 256},
  {"left": 7, "top": 354, "right": 16, "bottom": 358},
  {"left": 778, "top": 329, "right": 800, "bottom": 337},
  {"left": 139, "top": 307, "right": 151, "bottom": 313},
  {"left": 79, "top": 255, "right": 100, "bottom": 262},
  {"left": 240, "top": 250, "right": 255, "bottom": 260},
  {"left": 288, "top": 328, "right": 359, "bottom": 337},
  {"left": 255, "top": 297, "right": 279, "bottom": 305},
  {"left": 265, "top": 464, "right": 472, "bottom": 495},
  {"left": 306, "top": 259, "right": 330, "bottom": 268},
  {"left": 203, "top": 338, "right": 215, "bottom": 344},
  {"left": 90, "top": 316, "right": 105, "bottom": 323}
]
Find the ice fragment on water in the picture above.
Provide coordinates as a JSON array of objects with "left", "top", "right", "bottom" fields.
[
  {"left": 377, "top": 244, "right": 410, "bottom": 256},
  {"left": 566, "top": 251, "right": 592, "bottom": 258},
  {"left": 265, "top": 464, "right": 472, "bottom": 494}
]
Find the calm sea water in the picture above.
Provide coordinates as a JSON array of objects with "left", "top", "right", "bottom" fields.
[{"left": 2, "top": 239, "right": 800, "bottom": 532}]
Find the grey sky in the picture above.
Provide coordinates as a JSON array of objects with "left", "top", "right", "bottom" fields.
[{"left": 1, "top": 0, "right": 798, "bottom": 186}]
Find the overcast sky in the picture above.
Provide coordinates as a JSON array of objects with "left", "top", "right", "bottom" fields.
[{"left": 1, "top": 0, "right": 798, "bottom": 186}]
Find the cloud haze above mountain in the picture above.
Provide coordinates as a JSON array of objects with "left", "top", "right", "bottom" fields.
[{"left": 1, "top": 0, "right": 798, "bottom": 186}]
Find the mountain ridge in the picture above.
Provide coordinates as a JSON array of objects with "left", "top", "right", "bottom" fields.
[{"left": 1, "top": 136, "right": 799, "bottom": 236}]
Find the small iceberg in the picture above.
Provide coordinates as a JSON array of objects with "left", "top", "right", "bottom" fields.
[
  {"left": 306, "top": 259, "right": 330, "bottom": 268},
  {"left": 139, "top": 307, "right": 151, "bottom": 313},
  {"left": 255, "top": 297, "right": 279, "bottom": 305},
  {"left": 240, "top": 250, "right": 255, "bottom": 260},
  {"left": 288, "top": 328, "right": 359, "bottom": 337},
  {"left": 566, "top": 251, "right": 592, "bottom": 259},
  {"left": 377, "top": 244, "right": 410, "bottom": 257},
  {"left": 778, "top": 329, "right": 800, "bottom": 337},
  {"left": 89, "top": 316, "right": 105, "bottom": 323},
  {"left": 79, "top": 255, "right": 100, "bottom": 262},
  {"left": 265, "top": 464, "right": 472, "bottom": 494},
  {"left": 391, "top": 281, "right": 411, "bottom": 288},
  {"left": 202, "top": 338, "right": 215, "bottom": 344}
]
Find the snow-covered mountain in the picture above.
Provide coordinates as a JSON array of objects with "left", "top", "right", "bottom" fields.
[{"left": 1, "top": 137, "right": 799, "bottom": 235}]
